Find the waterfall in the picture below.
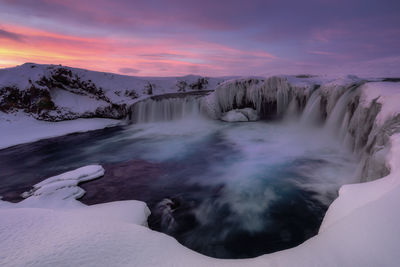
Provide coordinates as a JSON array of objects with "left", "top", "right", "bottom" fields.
[
  {"left": 207, "top": 77, "right": 311, "bottom": 119},
  {"left": 130, "top": 96, "right": 203, "bottom": 123},
  {"left": 325, "top": 90, "right": 352, "bottom": 132},
  {"left": 127, "top": 76, "right": 395, "bottom": 182},
  {"left": 300, "top": 92, "right": 322, "bottom": 125}
]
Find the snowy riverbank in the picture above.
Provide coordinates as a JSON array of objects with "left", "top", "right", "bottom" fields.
[{"left": 0, "top": 111, "right": 121, "bottom": 149}]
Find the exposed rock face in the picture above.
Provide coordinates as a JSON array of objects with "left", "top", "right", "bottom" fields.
[
  {"left": 0, "top": 86, "right": 55, "bottom": 114},
  {"left": 0, "top": 65, "right": 128, "bottom": 121}
]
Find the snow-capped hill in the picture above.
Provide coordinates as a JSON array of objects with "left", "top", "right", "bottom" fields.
[{"left": 0, "top": 63, "right": 229, "bottom": 121}]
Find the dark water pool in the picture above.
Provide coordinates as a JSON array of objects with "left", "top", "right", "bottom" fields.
[{"left": 0, "top": 119, "right": 357, "bottom": 258}]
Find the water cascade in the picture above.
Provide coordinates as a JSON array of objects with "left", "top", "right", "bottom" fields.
[
  {"left": 128, "top": 75, "right": 392, "bottom": 182},
  {"left": 129, "top": 96, "right": 203, "bottom": 123}
]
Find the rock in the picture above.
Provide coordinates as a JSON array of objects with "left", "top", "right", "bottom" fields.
[
  {"left": 220, "top": 108, "right": 259, "bottom": 122},
  {"left": 239, "top": 108, "right": 259, "bottom": 121}
]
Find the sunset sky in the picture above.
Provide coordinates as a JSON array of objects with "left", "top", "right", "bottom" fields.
[{"left": 0, "top": 0, "right": 399, "bottom": 76}]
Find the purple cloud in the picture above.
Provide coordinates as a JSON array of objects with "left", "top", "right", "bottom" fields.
[
  {"left": 0, "top": 0, "right": 399, "bottom": 76},
  {"left": 0, "top": 28, "right": 23, "bottom": 42},
  {"left": 118, "top": 67, "right": 140, "bottom": 74}
]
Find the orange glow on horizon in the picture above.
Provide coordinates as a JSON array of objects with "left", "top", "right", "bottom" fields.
[{"left": 0, "top": 23, "right": 277, "bottom": 76}]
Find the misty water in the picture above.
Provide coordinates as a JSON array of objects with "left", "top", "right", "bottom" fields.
[{"left": 0, "top": 117, "right": 358, "bottom": 259}]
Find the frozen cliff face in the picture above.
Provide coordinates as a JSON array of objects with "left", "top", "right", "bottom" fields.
[
  {"left": 202, "top": 77, "right": 311, "bottom": 120},
  {"left": 127, "top": 75, "right": 399, "bottom": 183},
  {"left": 199, "top": 76, "right": 400, "bottom": 183}
]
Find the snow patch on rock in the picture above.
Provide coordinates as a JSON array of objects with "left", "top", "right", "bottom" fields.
[
  {"left": 13, "top": 165, "right": 105, "bottom": 209},
  {"left": 220, "top": 108, "right": 258, "bottom": 122},
  {"left": 361, "top": 82, "right": 400, "bottom": 126}
]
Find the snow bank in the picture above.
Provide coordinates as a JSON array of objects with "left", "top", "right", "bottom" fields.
[
  {"left": 360, "top": 82, "right": 400, "bottom": 126},
  {"left": 17, "top": 165, "right": 105, "bottom": 208},
  {"left": 50, "top": 88, "right": 110, "bottom": 115},
  {"left": 0, "top": 111, "right": 121, "bottom": 149}
]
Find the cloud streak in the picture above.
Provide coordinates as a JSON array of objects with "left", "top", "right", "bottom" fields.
[
  {"left": 0, "top": 28, "right": 24, "bottom": 42},
  {"left": 0, "top": 0, "right": 399, "bottom": 76},
  {"left": 118, "top": 67, "right": 140, "bottom": 74}
]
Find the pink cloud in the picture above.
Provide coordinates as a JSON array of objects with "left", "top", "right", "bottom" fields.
[{"left": 0, "top": 24, "right": 278, "bottom": 76}]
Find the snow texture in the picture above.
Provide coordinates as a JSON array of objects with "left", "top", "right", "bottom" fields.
[{"left": 0, "top": 111, "right": 121, "bottom": 149}]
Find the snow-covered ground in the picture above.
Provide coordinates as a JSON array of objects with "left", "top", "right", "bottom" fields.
[
  {"left": 1, "top": 64, "right": 400, "bottom": 266},
  {"left": 0, "top": 111, "right": 121, "bottom": 149}
]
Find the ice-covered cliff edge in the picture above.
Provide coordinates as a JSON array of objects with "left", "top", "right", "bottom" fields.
[{"left": 202, "top": 77, "right": 400, "bottom": 182}]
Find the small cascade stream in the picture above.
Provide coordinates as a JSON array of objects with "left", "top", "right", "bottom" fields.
[{"left": 130, "top": 96, "right": 204, "bottom": 123}]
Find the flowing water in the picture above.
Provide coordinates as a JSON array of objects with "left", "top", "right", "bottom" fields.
[{"left": 0, "top": 114, "right": 358, "bottom": 258}]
